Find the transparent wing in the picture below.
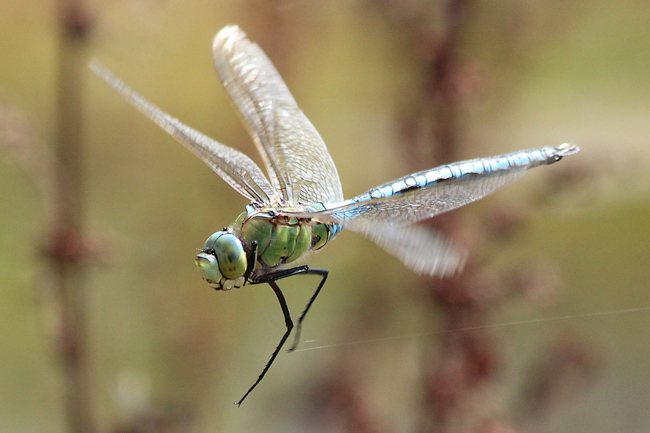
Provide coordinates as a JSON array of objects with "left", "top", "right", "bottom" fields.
[
  {"left": 356, "top": 223, "right": 467, "bottom": 277},
  {"left": 286, "top": 144, "right": 578, "bottom": 277},
  {"left": 292, "top": 144, "right": 580, "bottom": 227},
  {"left": 212, "top": 25, "right": 344, "bottom": 205},
  {"left": 89, "top": 60, "right": 280, "bottom": 205}
]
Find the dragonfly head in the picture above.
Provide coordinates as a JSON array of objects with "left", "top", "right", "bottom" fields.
[{"left": 195, "top": 230, "right": 247, "bottom": 291}]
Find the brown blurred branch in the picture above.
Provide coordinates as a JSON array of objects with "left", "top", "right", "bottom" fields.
[{"left": 49, "top": 0, "right": 96, "bottom": 432}]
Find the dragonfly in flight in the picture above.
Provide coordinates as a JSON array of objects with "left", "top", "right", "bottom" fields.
[{"left": 90, "top": 25, "right": 579, "bottom": 405}]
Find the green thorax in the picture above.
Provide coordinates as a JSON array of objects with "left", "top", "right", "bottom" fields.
[{"left": 235, "top": 204, "right": 341, "bottom": 269}]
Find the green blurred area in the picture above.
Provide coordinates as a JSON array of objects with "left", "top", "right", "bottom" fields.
[{"left": 1, "top": 1, "right": 649, "bottom": 432}]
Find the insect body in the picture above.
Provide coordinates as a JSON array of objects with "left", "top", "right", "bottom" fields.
[
  {"left": 196, "top": 204, "right": 341, "bottom": 291},
  {"left": 90, "top": 25, "right": 579, "bottom": 405}
]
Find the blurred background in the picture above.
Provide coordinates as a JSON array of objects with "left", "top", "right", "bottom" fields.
[{"left": 1, "top": 1, "right": 649, "bottom": 432}]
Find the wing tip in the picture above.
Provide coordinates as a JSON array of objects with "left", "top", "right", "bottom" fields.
[
  {"left": 88, "top": 58, "right": 113, "bottom": 83},
  {"left": 213, "top": 25, "right": 245, "bottom": 53},
  {"left": 424, "top": 247, "right": 468, "bottom": 279},
  {"left": 88, "top": 57, "right": 103, "bottom": 74},
  {"left": 87, "top": 58, "right": 130, "bottom": 97}
]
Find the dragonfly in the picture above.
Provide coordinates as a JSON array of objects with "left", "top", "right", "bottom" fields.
[{"left": 90, "top": 25, "right": 580, "bottom": 405}]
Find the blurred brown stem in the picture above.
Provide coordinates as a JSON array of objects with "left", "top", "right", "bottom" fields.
[{"left": 50, "top": 0, "right": 95, "bottom": 432}]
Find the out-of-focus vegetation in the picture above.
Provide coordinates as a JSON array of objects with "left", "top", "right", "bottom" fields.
[{"left": 1, "top": 1, "right": 649, "bottom": 432}]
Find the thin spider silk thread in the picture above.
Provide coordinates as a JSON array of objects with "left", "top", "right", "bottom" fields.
[{"left": 291, "top": 306, "right": 650, "bottom": 353}]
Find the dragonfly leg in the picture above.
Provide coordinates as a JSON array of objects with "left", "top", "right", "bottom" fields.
[
  {"left": 253, "top": 265, "right": 309, "bottom": 283},
  {"left": 288, "top": 268, "right": 328, "bottom": 352},
  {"left": 253, "top": 266, "right": 329, "bottom": 352},
  {"left": 243, "top": 241, "right": 258, "bottom": 285},
  {"left": 237, "top": 266, "right": 329, "bottom": 404},
  {"left": 235, "top": 280, "right": 293, "bottom": 406}
]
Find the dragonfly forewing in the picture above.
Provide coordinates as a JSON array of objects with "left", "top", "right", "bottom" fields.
[
  {"left": 89, "top": 60, "right": 280, "bottom": 205},
  {"left": 213, "top": 26, "right": 344, "bottom": 205}
]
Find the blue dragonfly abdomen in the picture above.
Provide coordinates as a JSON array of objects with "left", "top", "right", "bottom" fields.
[
  {"left": 352, "top": 144, "right": 578, "bottom": 204},
  {"left": 325, "top": 144, "right": 580, "bottom": 227}
]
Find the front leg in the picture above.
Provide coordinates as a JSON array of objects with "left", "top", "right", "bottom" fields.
[
  {"left": 287, "top": 268, "right": 328, "bottom": 352},
  {"left": 235, "top": 280, "right": 293, "bottom": 406},
  {"left": 234, "top": 266, "right": 329, "bottom": 405},
  {"left": 253, "top": 266, "right": 329, "bottom": 351}
]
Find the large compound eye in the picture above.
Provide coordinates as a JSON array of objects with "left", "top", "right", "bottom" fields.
[
  {"left": 213, "top": 233, "right": 247, "bottom": 279},
  {"left": 195, "top": 252, "right": 223, "bottom": 289},
  {"left": 202, "top": 231, "right": 225, "bottom": 251}
]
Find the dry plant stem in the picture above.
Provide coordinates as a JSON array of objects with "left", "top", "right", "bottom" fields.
[
  {"left": 405, "top": 0, "right": 496, "bottom": 431},
  {"left": 51, "top": 1, "right": 95, "bottom": 432}
]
